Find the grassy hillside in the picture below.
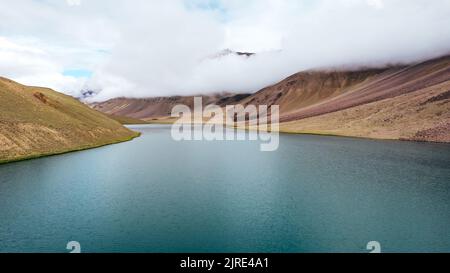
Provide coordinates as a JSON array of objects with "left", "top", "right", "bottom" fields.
[{"left": 0, "top": 77, "right": 140, "bottom": 164}]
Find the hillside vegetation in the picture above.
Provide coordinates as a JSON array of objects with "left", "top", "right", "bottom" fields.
[{"left": 0, "top": 77, "right": 139, "bottom": 163}]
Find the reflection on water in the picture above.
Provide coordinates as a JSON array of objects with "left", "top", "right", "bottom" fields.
[{"left": 0, "top": 125, "right": 449, "bottom": 253}]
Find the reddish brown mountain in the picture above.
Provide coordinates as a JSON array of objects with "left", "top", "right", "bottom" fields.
[{"left": 91, "top": 93, "right": 251, "bottom": 120}]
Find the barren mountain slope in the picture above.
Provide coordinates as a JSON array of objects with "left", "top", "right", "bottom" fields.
[
  {"left": 92, "top": 93, "right": 251, "bottom": 120},
  {"left": 279, "top": 55, "right": 450, "bottom": 122},
  {"left": 281, "top": 80, "right": 450, "bottom": 142},
  {"left": 240, "top": 68, "right": 389, "bottom": 117}
]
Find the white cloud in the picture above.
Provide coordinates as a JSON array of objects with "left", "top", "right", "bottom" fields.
[
  {"left": 367, "top": 0, "right": 384, "bottom": 9},
  {"left": 1, "top": 0, "right": 450, "bottom": 101},
  {"left": 66, "top": 0, "right": 81, "bottom": 7},
  {"left": 0, "top": 37, "right": 87, "bottom": 96}
]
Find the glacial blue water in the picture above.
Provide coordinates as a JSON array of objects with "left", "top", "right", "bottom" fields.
[{"left": 0, "top": 125, "right": 449, "bottom": 253}]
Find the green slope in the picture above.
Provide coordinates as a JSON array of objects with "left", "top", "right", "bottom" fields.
[{"left": 0, "top": 77, "right": 140, "bottom": 164}]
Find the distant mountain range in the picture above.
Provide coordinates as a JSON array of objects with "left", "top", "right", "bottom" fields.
[
  {"left": 92, "top": 55, "right": 450, "bottom": 143},
  {"left": 91, "top": 92, "right": 252, "bottom": 120}
]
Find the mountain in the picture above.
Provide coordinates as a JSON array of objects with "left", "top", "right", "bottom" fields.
[
  {"left": 0, "top": 77, "right": 139, "bottom": 163},
  {"left": 106, "top": 114, "right": 150, "bottom": 125},
  {"left": 240, "top": 68, "right": 389, "bottom": 118},
  {"left": 92, "top": 55, "right": 450, "bottom": 143},
  {"left": 91, "top": 93, "right": 251, "bottom": 120},
  {"left": 279, "top": 56, "right": 450, "bottom": 142}
]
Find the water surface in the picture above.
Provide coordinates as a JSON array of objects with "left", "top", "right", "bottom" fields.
[{"left": 0, "top": 125, "right": 449, "bottom": 253}]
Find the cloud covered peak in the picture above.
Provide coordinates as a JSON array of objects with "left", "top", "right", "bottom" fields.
[{"left": 1, "top": 0, "right": 450, "bottom": 101}]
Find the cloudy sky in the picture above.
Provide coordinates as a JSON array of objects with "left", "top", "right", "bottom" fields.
[{"left": 1, "top": 0, "right": 450, "bottom": 101}]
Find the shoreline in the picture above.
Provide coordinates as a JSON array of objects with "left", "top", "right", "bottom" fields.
[
  {"left": 4, "top": 123, "right": 447, "bottom": 166},
  {"left": 280, "top": 129, "right": 450, "bottom": 145},
  {"left": 0, "top": 131, "right": 141, "bottom": 165},
  {"left": 134, "top": 122, "right": 450, "bottom": 145}
]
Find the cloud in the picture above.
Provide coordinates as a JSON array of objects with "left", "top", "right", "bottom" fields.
[
  {"left": 1, "top": 0, "right": 450, "bottom": 101},
  {"left": 0, "top": 36, "right": 87, "bottom": 96},
  {"left": 66, "top": 0, "right": 82, "bottom": 7},
  {"left": 367, "top": 0, "right": 384, "bottom": 9}
]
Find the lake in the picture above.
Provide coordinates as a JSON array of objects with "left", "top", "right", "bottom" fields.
[{"left": 0, "top": 124, "right": 449, "bottom": 253}]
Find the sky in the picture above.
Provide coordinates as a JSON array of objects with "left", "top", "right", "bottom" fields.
[{"left": 1, "top": 0, "right": 450, "bottom": 101}]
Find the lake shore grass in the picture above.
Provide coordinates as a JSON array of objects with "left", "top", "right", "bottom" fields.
[{"left": 0, "top": 131, "right": 141, "bottom": 165}]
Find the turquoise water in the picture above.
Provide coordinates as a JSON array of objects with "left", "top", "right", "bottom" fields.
[{"left": 0, "top": 125, "right": 449, "bottom": 253}]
